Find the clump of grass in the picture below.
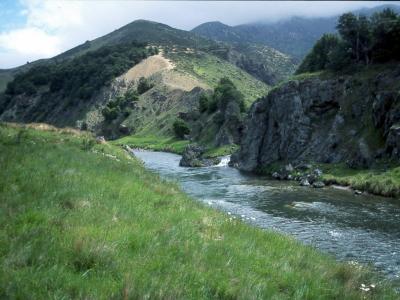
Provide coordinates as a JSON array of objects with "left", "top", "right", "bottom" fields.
[
  {"left": 81, "top": 137, "right": 96, "bottom": 151},
  {"left": 0, "top": 123, "right": 397, "bottom": 299}
]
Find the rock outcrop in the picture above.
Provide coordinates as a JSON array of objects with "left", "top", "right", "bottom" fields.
[
  {"left": 179, "top": 144, "right": 220, "bottom": 167},
  {"left": 233, "top": 66, "right": 400, "bottom": 172}
]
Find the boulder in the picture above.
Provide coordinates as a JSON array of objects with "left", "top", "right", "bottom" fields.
[
  {"left": 312, "top": 181, "right": 325, "bottom": 188},
  {"left": 285, "top": 163, "right": 294, "bottom": 172},
  {"left": 179, "top": 144, "right": 220, "bottom": 167},
  {"left": 313, "top": 168, "right": 323, "bottom": 177},
  {"left": 299, "top": 178, "right": 310, "bottom": 186},
  {"left": 96, "top": 136, "right": 106, "bottom": 144}
]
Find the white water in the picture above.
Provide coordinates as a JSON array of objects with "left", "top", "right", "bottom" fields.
[{"left": 216, "top": 155, "right": 230, "bottom": 167}]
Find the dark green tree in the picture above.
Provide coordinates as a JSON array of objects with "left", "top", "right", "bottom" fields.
[
  {"left": 296, "top": 34, "right": 341, "bottom": 74},
  {"left": 370, "top": 8, "right": 400, "bottom": 62},
  {"left": 199, "top": 94, "right": 209, "bottom": 113},
  {"left": 173, "top": 119, "right": 190, "bottom": 138},
  {"left": 213, "top": 78, "right": 245, "bottom": 113}
]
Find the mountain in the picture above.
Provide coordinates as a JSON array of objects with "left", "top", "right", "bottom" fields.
[
  {"left": 192, "top": 4, "right": 400, "bottom": 60},
  {"left": 0, "top": 20, "right": 270, "bottom": 144}
]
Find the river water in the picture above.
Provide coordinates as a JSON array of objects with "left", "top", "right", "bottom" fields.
[{"left": 134, "top": 150, "right": 400, "bottom": 280}]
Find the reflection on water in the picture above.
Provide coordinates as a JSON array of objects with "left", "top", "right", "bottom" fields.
[{"left": 134, "top": 150, "right": 400, "bottom": 280}]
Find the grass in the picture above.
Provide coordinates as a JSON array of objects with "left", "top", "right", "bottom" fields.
[
  {"left": 203, "top": 144, "right": 239, "bottom": 158},
  {"left": 258, "top": 160, "right": 400, "bottom": 199},
  {"left": 0, "top": 122, "right": 397, "bottom": 299},
  {"left": 168, "top": 51, "right": 269, "bottom": 107},
  {"left": 112, "top": 135, "right": 190, "bottom": 154},
  {"left": 321, "top": 163, "right": 400, "bottom": 198}
]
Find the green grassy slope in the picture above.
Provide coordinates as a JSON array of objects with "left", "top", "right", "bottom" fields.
[
  {"left": 0, "top": 123, "right": 396, "bottom": 299},
  {"left": 168, "top": 51, "right": 269, "bottom": 106}
]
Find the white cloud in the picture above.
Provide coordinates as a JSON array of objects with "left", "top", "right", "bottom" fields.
[
  {"left": 0, "top": 1, "right": 396, "bottom": 68},
  {"left": 0, "top": 27, "right": 61, "bottom": 67}
]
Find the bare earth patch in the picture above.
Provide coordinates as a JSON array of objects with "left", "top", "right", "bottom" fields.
[
  {"left": 121, "top": 53, "right": 209, "bottom": 92},
  {"left": 122, "top": 53, "right": 175, "bottom": 82}
]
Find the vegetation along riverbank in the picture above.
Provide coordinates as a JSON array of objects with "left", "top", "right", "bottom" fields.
[{"left": 0, "top": 122, "right": 397, "bottom": 299}]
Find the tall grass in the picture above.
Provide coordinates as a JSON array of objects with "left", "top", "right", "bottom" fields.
[
  {"left": 0, "top": 123, "right": 396, "bottom": 299},
  {"left": 321, "top": 163, "right": 400, "bottom": 198}
]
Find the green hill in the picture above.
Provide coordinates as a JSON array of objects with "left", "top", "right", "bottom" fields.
[{"left": 0, "top": 20, "right": 271, "bottom": 142}]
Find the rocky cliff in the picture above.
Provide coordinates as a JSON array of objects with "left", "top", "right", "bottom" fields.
[{"left": 233, "top": 65, "right": 400, "bottom": 172}]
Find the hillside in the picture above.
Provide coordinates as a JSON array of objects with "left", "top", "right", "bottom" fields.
[
  {"left": 0, "top": 123, "right": 396, "bottom": 299},
  {"left": 0, "top": 20, "right": 269, "bottom": 145},
  {"left": 192, "top": 4, "right": 400, "bottom": 60}
]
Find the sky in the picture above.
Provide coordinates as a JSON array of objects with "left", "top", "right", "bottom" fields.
[{"left": 0, "top": 1, "right": 396, "bottom": 69}]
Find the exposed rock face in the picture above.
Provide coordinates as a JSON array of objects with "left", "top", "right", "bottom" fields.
[
  {"left": 214, "top": 101, "right": 243, "bottom": 146},
  {"left": 179, "top": 144, "right": 220, "bottom": 167},
  {"left": 233, "top": 66, "right": 400, "bottom": 172}
]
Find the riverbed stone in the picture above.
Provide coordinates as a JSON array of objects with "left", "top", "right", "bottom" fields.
[
  {"left": 300, "top": 178, "right": 310, "bottom": 186},
  {"left": 312, "top": 181, "right": 325, "bottom": 188},
  {"left": 179, "top": 144, "right": 221, "bottom": 167}
]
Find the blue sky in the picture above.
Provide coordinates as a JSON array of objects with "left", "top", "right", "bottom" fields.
[
  {"left": 0, "top": 1, "right": 397, "bottom": 69},
  {"left": 0, "top": 0, "right": 26, "bottom": 31}
]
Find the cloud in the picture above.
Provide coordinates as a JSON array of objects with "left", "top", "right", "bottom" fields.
[
  {"left": 0, "top": 1, "right": 395, "bottom": 68},
  {"left": 0, "top": 27, "right": 61, "bottom": 56}
]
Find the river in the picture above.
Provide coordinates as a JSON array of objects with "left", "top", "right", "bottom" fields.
[{"left": 134, "top": 150, "right": 400, "bottom": 281}]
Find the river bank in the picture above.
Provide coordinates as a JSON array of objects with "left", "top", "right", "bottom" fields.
[
  {"left": 256, "top": 162, "right": 400, "bottom": 199},
  {"left": 0, "top": 123, "right": 397, "bottom": 299}
]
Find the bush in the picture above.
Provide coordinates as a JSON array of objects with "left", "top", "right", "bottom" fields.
[
  {"left": 214, "top": 78, "right": 245, "bottom": 113},
  {"left": 125, "top": 89, "right": 139, "bottom": 103},
  {"left": 137, "top": 77, "right": 154, "bottom": 94},
  {"left": 102, "top": 106, "right": 119, "bottom": 121},
  {"left": 173, "top": 119, "right": 190, "bottom": 139},
  {"left": 199, "top": 94, "right": 209, "bottom": 113}
]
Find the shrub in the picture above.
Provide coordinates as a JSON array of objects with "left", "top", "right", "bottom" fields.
[
  {"left": 102, "top": 106, "right": 119, "bottom": 121},
  {"left": 199, "top": 94, "right": 209, "bottom": 113},
  {"left": 125, "top": 89, "right": 139, "bottom": 103},
  {"left": 173, "top": 119, "right": 190, "bottom": 139},
  {"left": 81, "top": 138, "right": 95, "bottom": 151},
  {"left": 137, "top": 77, "right": 154, "bottom": 94}
]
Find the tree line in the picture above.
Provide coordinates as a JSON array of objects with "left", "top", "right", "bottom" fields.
[
  {"left": 296, "top": 8, "right": 400, "bottom": 74},
  {"left": 5, "top": 42, "right": 157, "bottom": 104}
]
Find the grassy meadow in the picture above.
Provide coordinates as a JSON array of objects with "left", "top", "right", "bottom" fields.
[{"left": 0, "top": 123, "right": 397, "bottom": 299}]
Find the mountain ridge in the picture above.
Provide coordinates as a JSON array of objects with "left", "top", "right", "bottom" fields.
[{"left": 192, "top": 4, "right": 400, "bottom": 60}]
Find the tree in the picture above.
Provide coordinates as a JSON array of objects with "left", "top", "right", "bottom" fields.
[
  {"left": 297, "top": 9, "right": 400, "bottom": 73},
  {"left": 213, "top": 78, "right": 245, "bottom": 113},
  {"left": 370, "top": 8, "right": 400, "bottom": 62},
  {"left": 199, "top": 94, "right": 209, "bottom": 113},
  {"left": 296, "top": 34, "right": 341, "bottom": 74},
  {"left": 336, "top": 13, "right": 371, "bottom": 64},
  {"left": 173, "top": 119, "right": 190, "bottom": 138},
  {"left": 337, "top": 13, "right": 361, "bottom": 61}
]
